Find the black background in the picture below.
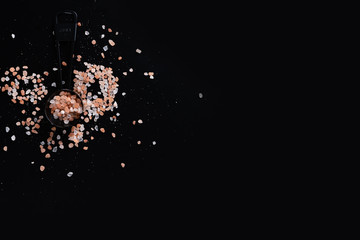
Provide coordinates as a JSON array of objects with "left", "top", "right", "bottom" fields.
[{"left": 0, "top": 0, "right": 224, "bottom": 218}]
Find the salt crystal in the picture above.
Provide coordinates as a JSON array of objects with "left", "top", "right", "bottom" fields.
[
  {"left": 103, "top": 45, "right": 108, "bottom": 51},
  {"left": 136, "top": 48, "right": 142, "bottom": 54},
  {"left": 51, "top": 82, "right": 56, "bottom": 87},
  {"left": 102, "top": 25, "right": 105, "bottom": 29},
  {"left": 129, "top": 68, "right": 133, "bottom": 72},
  {"left": 85, "top": 31, "right": 89, "bottom": 35},
  {"left": 138, "top": 119, "right": 143, "bottom": 124},
  {"left": 122, "top": 92, "right": 126, "bottom": 96},
  {"left": 5, "top": 126, "right": 10, "bottom": 132},
  {"left": 101, "top": 34, "right": 105, "bottom": 39},
  {"left": 108, "top": 39, "right": 115, "bottom": 46},
  {"left": 56, "top": 135, "right": 61, "bottom": 140},
  {"left": 67, "top": 171, "right": 73, "bottom": 177},
  {"left": 26, "top": 131, "right": 31, "bottom": 135},
  {"left": 199, "top": 93, "right": 203, "bottom": 98},
  {"left": 11, "top": 135, "right": 16, "bottom": 141},
  {"left": 116, "top": 112, "right": 120, "bottom": 116},
  {"left": 53, "top": 68, "right": 58, "bottom": 71},
  {"left": 52, "top": 146, "right": 57, "bottom": 152},
  {"left": 11, "top": 34, "right": 15, "bottom": 39},
  {"left": 152, "top": 141, "right": 157, "bottom": 145}
]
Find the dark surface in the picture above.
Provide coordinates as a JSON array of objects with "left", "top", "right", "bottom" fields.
[{"left": 0, "top": 0, "right": 223, "bottom": 218}]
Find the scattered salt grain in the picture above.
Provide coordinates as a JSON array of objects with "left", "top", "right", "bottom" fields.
[
  {"left": 11, "top": 34, "right": 15, "bottom": 39},
  {"left": 122, "top": 92, "right": 126, "bottom": 96},
  {"left": 40, "top": 165, "right": 45, "bottom": 171},
  {"left": 51, "top": 82, "right": 56, "bottom": 87},
  {"left": 67, "top": 171, "right": 73, "bottom": 177},
  {"left": 108, "top": 39, "right": 115, "bottom": 46},
  {"left": 53, "top": 67, "right": 58, "bottom": 71},
  {"left": 5, "top": 126, "right": 10, "bottom": 132},
  {"left": 11, "top": 135, "right": 16, "bottom": 141},
  {"left": 138, "top": 119, "right": 143, "bottom": 124},
  {"left": 103, "top": 45, "right": 108, "bottom": 51},
  {"left": 152, "top": 141, "right": 157, "bottom": 145},
  {"left": 85, "top": 31, "right": 89, "bottom": 35},
  {"left": 102, "top": 25, "right": 105, "bottom": 29},
  {"left": 101, "top": 34, "right": 105, "bottom": 39},
  {"left": 136, "top": 48, "right": 142, "bottom": 54},
  {"left": 121, "top": 163, "right": 125, "bottom": 168},
  {"left": 199, "top": 92, "right": 203, "bottom": 98}
]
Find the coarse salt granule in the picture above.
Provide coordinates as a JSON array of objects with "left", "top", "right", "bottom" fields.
[
  {"left": 67, "top": 171, "right": 73, "bottom": 177},
  {"left": 11, "top": 135, "right": 16, "bottom": 141},
  {"left": 85, "top": 31, "right": 89, "bottom": 35},
  {"left": 199, "top": 93, "right": 203, "bottom": 98},
  {"left": 152, "top": 141, "right": 157, "bottom": 145},
  {"left": 108, "top": 39, "right": 115, "bottom": 46},
  {"left": 5, "top": 126, "right": 10, "bottom": 132},
  {"left": 136, "top": 48, "right": 142, "bottom": 54},
  {"left": 121, "top": 163, "right": 125, "bottom": 168},
  {"left": 11, "top": 34, "right": 15, "bottom": 39}
]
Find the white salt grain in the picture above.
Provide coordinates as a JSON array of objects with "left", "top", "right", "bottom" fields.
[
  {"left": 101, "top": 34, "right": 105, "bottom": 39},
  {"left": 67, "top": 171, "right": 73, "bottom": 177},
  {"left": 103, "top": 45, "right": 108, "bottom": 51},
  {"left": 5, "top": 127, "right": 10, "bottom": 132},
  {"left": 85, "top": 31, "right": 89, "bottom": 35},
  {"left": 152, "top": 141, "right": 157, "bottom": 145},
  {"left": 11, "top": 34, "right": 15, "bottom": 39},
  {"left": 136, "top": 48, "right": 142, "bottom": 54},
  {"left": 199, "top": 93, "right": 203, "bottom": 98},
  {"left": 51, "top": 82, "right": 56, "bottom": 87},
  {"left": 11, "top": 135, "right": 16, "bottom": 141}
]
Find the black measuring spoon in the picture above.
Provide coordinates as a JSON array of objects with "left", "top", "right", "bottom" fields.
[{"left": 45, "top": 10, "right": 83, "bottom": 128}]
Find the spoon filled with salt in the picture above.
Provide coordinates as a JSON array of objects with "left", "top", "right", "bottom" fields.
[{"left": 45, "top": 10, "right": 83, "bottom": 128}]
